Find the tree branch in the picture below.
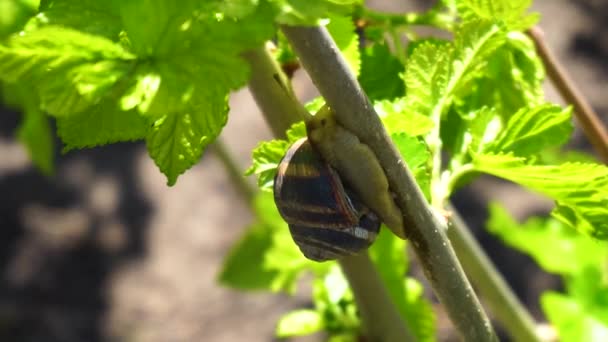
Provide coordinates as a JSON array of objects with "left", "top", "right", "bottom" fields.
[
  {"left": 528, "top": 26, "right": 608, "bottom": 163},
  {"left": 447, "top": 204, "right": 542, "bottom": 342},
  {"left": 243, "top": 45, "right": 413, "bottom": 342},
  {"left": 281, "top": 25, "right": 497, "bottom": 341}
]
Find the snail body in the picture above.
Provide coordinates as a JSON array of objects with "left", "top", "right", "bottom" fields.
[
  {"left": 273, "top": 138, "right": 380, "bottom": 261},
  {"left": 306, "top": 108, "right": 405, "bottom": 239}
]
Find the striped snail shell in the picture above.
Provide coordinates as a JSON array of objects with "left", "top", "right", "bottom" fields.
[{"left": 273, "top": 138, "right": 381, "bottom": 262}]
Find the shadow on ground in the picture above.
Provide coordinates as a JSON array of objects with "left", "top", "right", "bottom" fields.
[{"left": 0, "top": 108, "right": 152, "bottom": 342}]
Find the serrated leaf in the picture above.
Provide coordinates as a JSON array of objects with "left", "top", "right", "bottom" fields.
[
  {"left": 56, "top": 98, "right": 149, "bottom": 151},
  {"left": 272, "top": 0, "right": 361, "bottom": 25},
  {"left": 405, "top": 21, "right": 505, "bottom": 121},
  {"left": 246, "top": 122, "right": 306, "bottom": 191},
  {"left": 276, "top": 310, "right": 324, "bottom": 337},
  {"left": 487, "top": 104, "right": 572, "bottom": 156},
  {"left": 326, "top": 15, "right": 360, "bottom": 76},
  {"left": 460, "top": 32, "right": 545, "bottom": 118},
  {"left": 457, "top": 0, "right": 539, "bottom": 30},
  {"left": 146, "top": 96, "right": 227, "bottom": 185},
  {"left": 358, "top": 43, "right": 405, "bottom": 101},
  {"left": 473, "top": 153, "right": 608, "bottom": 238},
  {"left": 487, "top": 203, "right": 607, "bottom": 275},
  {"left": 0, "top": 26, "right": 135, "bottom": 116}
]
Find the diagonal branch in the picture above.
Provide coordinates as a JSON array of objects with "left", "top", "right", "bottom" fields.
[
  {"left": 281, "top": 24, "right": 497, "bottom": 341},
  {"left": 528, "top": 26, "right": 608, "bottom": 163},
  {"left": 243, "top": 45, "right": 413, "bottom": 342}
]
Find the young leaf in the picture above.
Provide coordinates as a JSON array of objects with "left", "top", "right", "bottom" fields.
[
  {"left": 487, "top": 203, "right": 607, "bottom": 275},
  {"left": 405, "top": 21, "right": 505, "bottom": 121},
  {"left": 459, "top": 32, "right": 545, "bottom": 117},
  {"left": 457, "top": 0, "right": 539, "bottom": 30},
  {"left": 358, "top": 43, "right": 405, "bottom": 101},
  {"left": 487, "top": 104, "right": 573, "bottom": 156},
  {"left": 276, "top": 310, "right": 324, "bottom": 337},
  {"left": 473, "top": 153, "right": 608, "bottom": 238},
  {"left": 146, "top": 97, "right": 228, "bottom": 186},
  {"left": 391, "top": 133, "right": 432, "bottom": 201},
  {"left": 246, "top": 122, "right": 306, "bottom": 191}
]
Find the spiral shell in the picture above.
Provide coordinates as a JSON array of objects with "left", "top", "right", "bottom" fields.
[{"left": 273, "top": 138, "right": 380, "bottom": 261}]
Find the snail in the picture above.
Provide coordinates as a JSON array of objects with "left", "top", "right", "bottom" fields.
[{"left": 273, "top": 137, "right": 381, "bottom": 261}]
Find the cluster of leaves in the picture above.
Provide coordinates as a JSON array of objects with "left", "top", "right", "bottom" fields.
[
  {"left": 487, "top": 204, "right": 608, "bottom": 341},
  {"left": 2, "top": 0, "right": 608, "bottom": 341}
]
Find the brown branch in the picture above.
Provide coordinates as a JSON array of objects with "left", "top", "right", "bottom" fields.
[{"left": 528, "top": 26, "right": 608, "bottom": 164}]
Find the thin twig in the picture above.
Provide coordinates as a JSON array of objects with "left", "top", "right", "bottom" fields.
[
  {"left": 447, "top": 203, "right": 542, "bottom": 342},
  {"left": 212, "top": 139, "right": 256, "bottom": 203},
  {"left": 340, "top": 252, "right": 414, "bottom": 342},
  {"left": 528, "top": 26, "right": 608, "bottom": 164},
  {"left": 243, "top": 45, "right": 413, "bottom": 342},
  {"left": 241, "top": 44, "right": 310, "bottom": 139},
  {"left": 281, "top": 25, "right": 497, "bottom": 341}
]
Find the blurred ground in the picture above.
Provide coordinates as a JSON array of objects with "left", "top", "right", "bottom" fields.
[{"left": 0, "top": 0, "right": 607, "bottom": 341}]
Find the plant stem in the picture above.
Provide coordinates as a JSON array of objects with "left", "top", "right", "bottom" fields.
[
  {"left": 281, "top": 25, "right": 497, "bottom": 341},
  {"left": 244, "top": 45, "right": 413, "bottom": 342},
  {"left": 212, "top": 139, "right": 256, "bottom": 203},
  {"left": 242, "top": 44, "right": 310, "bottom": 139},
  {"left": 339, "top": 252, "right": 414, "bottom": 342},
  {"left": 447, "top": 203, "right": 542, "bottom": 342},
  {"left": 527, "top": 26, "right": 608, "bottom": 164}
]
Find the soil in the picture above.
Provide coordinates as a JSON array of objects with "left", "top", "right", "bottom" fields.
[{"left": 0, "top": 1, "right": 606, "bottom": 341}]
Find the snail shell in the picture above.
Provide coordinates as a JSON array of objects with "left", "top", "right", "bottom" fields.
[{"left": 273, "top": 138, "right": 380, "bottom": 261}]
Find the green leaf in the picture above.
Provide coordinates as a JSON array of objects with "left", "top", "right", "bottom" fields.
[
  {"left": 405, "top": 21, "right": 505, "bottom": 121},
  {"left": 473, "top": 153, "right": 608, "bottom": 238},
  {"left": 542, "top": 285, "right": 608, "bottom": 342},
  {"left": 146, "top": 96, "right": 228, "bottom": 185},
  {"left": 271, "top": 0, "right": 361, "bottom": 25},
  {"left": 312, "top": 266, "right": 359, "bottom": 335},
  {"left": 457, "top": 0, "right": 539, "bottom": 30},
  {"left": 276, "top": 310, "right": 324, "bottom": 337},
  {"left": 0, "top": 0, "right": 37, "bottom": 39},
  {"left": 12, "top": 85, "right": 54, "bottom": 175},
  {"left": 326, "top": 15, "right": 360, "bottom": 76},
  {"left": 56, "top": 98, "right": 149, "bottom": 151},
  {"left": 375, "top": 99, "right": 434, "bottom": 137},
  {"left": 219, "top": 193, "right": 325, "bottom": 293},
  {"left": 487, "top": 104, "right": 573, "bottom": 156},
  {"left": 487, "top": 203, "right": 607, "bottom": 275},
  {"left": 0, "top": 26, "right": 135, "bottom": 116},
  {"left": 391, "top": 133, "right": 432, "bottom": 201},
  {"left": 369, "top": 229, "right": 435, "bottom": 341},
  {"left": 358, "top": 44, "right": 405, "bottom": 101},
  {"left": 246, "top": 122, "right": 306, "bottom": 191},
  {"left": 33, "top": 0, "right": 121, "bottom": 38}
]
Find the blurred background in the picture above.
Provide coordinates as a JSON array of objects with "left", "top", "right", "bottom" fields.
[{"left": 0, "top": 0, "right": 606, "bottom": 341}]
